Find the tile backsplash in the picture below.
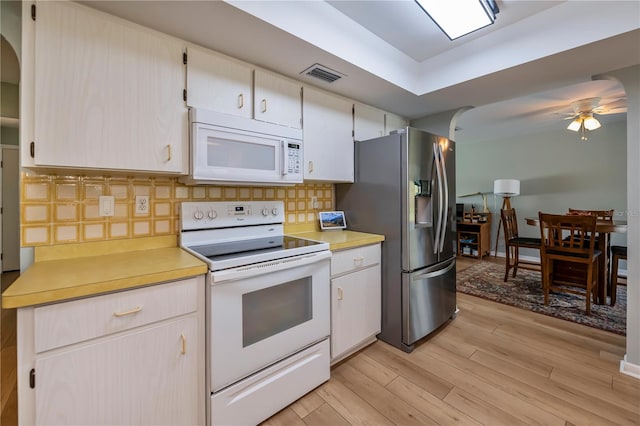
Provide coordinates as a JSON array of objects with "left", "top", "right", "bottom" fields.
[{"left": 20, "top": 172, "right": 334, "bottom": 247}]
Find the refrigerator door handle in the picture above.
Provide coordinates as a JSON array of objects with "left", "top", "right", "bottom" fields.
[
  {"left": 412, "top": 259, "right": 456, "bottom": 281},
  {"left": 437, "top": 143, "right": 449, "bottom": 253},
  {"left": 433, "top": 143, "right": 444, "bottom": 254}
]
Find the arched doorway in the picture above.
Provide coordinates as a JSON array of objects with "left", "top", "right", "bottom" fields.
[{"left": 1, "top": 34, "right": 20, "bottom": 273}]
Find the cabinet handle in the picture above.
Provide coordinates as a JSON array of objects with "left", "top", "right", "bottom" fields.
[
  {"left": 180, "top": 333, "right": 186, "bottom": 355},
  {"left": 166, "top": 144, "right": 172, "bottom": 162},
  {"left": 337, "top": 287, "right": 343, "bottom": 300},
  {"left": 353, "top": 256, "right": 365, "bottom": 266},
  {"left": 238, "top": 93, "right": 244, "bottom": 109},
  {"left": 113, "top": 306, "right": 142, "bottom": 317},
  {"left": 308, "top": 161, "right": 313, "bottom": 173},
  {"left": 261, "top": 98, "right": 267, "bottom": 113}
]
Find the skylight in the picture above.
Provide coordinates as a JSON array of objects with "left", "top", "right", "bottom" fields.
[{"left": 415, "top": 0, "right": 499, "bottom": 40}]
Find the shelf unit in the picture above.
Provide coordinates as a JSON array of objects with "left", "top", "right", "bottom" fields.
[{"left": 457, "top": 213, "right": 492, "bottom": 260}]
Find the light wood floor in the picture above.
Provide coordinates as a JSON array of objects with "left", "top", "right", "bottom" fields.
[
  {"left": 262, "top": 256, "right": 639, "bottom": 426},
  {"left": 2, "top": 258, "right": 638, "bottom": 425}
]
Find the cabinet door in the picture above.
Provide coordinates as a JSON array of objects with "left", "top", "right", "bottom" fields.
[
  {"left": 331, "top": 264, "right": 381, "bottom": 360},
  {"left": 302, "top": 86, "right": 354, "bottom": 182},
  {"left": 33, "top": 1, "right": 187, "bottom": 173},
  {"left": 385, "top": 112, "right": 409, "bottom": 135},
  {"left": 254, "top": 69, "right": 302, "bottom": 129},
  {"left": 186, "top": 45, "right": 253, "bottom": 118},
  {"left": 353, "top": 103, "right": 385, "bottom": 141},
  {"left": 35, "top": 316, "right": 199, "bottom": 425}
]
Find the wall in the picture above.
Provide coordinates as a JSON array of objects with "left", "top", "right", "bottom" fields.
[
  {"left": 602, "top": 65, "right": 639, "bottom": 376},
  {"left": 456, "top": 120, "right": 628, "bottom": 257},
  {"left": 1, "top": 83, "right": 19, "bottom": 146},
  {"left": 20, "top": 171, "right": 333, "bottom": 246}
]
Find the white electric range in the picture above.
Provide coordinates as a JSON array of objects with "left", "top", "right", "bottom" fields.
[{"left": 180, "top": 201, "right": 331, "bottom": 425}]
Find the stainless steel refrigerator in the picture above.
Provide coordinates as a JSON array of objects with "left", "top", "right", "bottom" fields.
[{"left": 336, "top": 127, "right": 456, "bottom": 353}]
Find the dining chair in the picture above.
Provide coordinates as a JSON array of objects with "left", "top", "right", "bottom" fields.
[
  {"left": 538, "top": 212, "right": 601, "bottom": 315},
  {"left": 610, "top": 245, "right": 627, "bottom": 306},
  {"left": 501, "top": 208, "right": 541, "bottom": 282}
]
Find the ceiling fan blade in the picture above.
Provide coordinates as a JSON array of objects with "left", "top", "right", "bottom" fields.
[
  {"left": 593, "top": 98, "right": 627, "bottom": 115},
  {"left": 594, "top": 107, "right": 627, "bottom": 115}
]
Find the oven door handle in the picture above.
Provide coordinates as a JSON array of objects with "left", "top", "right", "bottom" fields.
[{"left": 211, "top": 251, "right": 332, "bottom": 284}]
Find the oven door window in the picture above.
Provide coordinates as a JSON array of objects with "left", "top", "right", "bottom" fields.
[{"left": 242, "top": 277, "right": 312, "bottom": 347}]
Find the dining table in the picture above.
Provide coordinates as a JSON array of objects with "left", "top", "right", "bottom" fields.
[{"left": 525, "top": 216, "right": 628, "bottom": 305}]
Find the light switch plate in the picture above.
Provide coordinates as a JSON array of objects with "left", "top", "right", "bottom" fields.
[
  {"left": 135, "top": 195, "right": 149, "bottom": 215},
  {"left": 99, "top": 196, "right": 114, "bottom": 217}
]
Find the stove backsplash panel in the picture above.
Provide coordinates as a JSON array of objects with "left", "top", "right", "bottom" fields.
[{"left": 20, "top": 172, "right": 333, "bottom": 247}]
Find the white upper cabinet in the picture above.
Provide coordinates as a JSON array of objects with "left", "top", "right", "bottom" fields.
[
  {"left": 185, "top": 45, "right": 253, "bottom": 118},
  {"left": 28, "top": 1, "right": 187, "bottom": 174},
  {"left": 353, "top": 102, "right": 385, "bottom": 141},
  {"left": 385, "top": 113, "right": 409, "bottom": 135},
  {"left": 254, "top": 69, "right": 302, "bottom": 129},
  {"left": 302, "top": 86, "right": 354, "bottom": 182}
]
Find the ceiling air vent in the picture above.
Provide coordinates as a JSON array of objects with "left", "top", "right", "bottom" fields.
[{"left": 301, "top": 63, "right": 345, "bottom": 83}]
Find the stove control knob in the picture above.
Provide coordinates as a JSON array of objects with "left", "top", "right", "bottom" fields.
[
  {"left": 261, "top": 208, "right": 269, "bottom": 217},
  {"left": 271, "top": 208, "right": 279, "bottom": 216},
  {"left": 207, "top": 210, "right": 217, "bottom": 220},
  {"left": 193, "top": 210, "right": 204, "bottom": 220}
]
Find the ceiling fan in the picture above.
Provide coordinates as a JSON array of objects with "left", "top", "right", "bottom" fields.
[{"left": 564, "top": 97, "right": 627, "bottom": 140}]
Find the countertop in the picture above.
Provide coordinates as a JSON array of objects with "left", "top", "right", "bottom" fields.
[
  {"left": 290, "top": 229, "right": 385, "bottom": 251},
  {"left": 2, "top": 236, "right": 208, "bottom": 309},
  {"left": 2, "top": 229, "right": 385, "bottom": 309}
]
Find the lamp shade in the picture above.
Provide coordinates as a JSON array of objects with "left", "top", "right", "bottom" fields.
[{"left": 494, "top": 179, "right": 520, "bottom": 196}]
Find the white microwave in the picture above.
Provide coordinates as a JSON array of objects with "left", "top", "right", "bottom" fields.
[{"left": 181, "top": 108, "right": 303, "bottom": 186}]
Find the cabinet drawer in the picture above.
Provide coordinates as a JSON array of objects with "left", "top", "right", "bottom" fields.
[
  {"left": 34, "top": 277, "right": 200, "bottom": 353},
  {"left": 331, "top": 244, "right": 381, "bottom": 277}
]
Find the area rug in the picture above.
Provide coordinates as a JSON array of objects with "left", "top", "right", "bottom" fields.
[{"left": 457, "top": 262, "right": 626, "bottom": 335}]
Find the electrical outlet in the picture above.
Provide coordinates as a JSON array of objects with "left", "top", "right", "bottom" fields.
[
  {"left": 311, "top": 196, "right": 319, "bottom": 209},
  {"left": 135, "top": 195, "right": 149, "bottom": 215},
  {"left": 99, "top": 196, "right": 114, "bottom": 217}
]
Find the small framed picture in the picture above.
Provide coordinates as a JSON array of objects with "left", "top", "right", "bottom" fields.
[{"left": 319, "top": 211, "right": 347, "bottom": 230}]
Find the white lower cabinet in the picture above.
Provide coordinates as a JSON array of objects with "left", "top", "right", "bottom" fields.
[
  {"left": 330, "top": 244, "right": 381, "bottom": 363},
  {"left": 17, "top": 276, "right": 206, "bottom": 425}
]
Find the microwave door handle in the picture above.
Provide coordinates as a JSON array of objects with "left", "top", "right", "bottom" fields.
[{"left": 281, "top": 140, "right": 288, "bottom": 176}]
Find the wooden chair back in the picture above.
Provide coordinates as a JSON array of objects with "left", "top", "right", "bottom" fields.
[
  {"left": 501, "top": 208, "right": 519, "bottom": 242},
  {"left": 539, "top": 213, "right": 598, "bottom": 256},
  {"left": 567, "top": 208, "right": 614, "bottom": 222}
]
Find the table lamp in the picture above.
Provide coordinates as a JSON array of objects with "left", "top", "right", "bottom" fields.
[{"left": 493, "top": 179, "right": 520, "bottom": 256}]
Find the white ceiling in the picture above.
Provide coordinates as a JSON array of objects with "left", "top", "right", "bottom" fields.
[{"left": 75, "top": 1, "right": 640, "bottom": 142}]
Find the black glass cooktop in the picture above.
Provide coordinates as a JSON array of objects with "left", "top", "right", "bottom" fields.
[{"left": 189, "top": 235, "right": 324, "bottom": 262}]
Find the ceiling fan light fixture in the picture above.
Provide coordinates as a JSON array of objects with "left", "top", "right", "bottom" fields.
[
  {"left": 583, "top": 114, "right": 601, "bottom": 131},
  {"left": 567, "top": 118, "right": 582, "bottom": 132},
  {"left": 415, "top": 0, "right": 497, "bottom": 40}
]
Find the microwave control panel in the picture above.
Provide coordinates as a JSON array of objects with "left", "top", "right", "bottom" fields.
[{"left": 286, "top": 143, "right": 301, "bottom": 174}]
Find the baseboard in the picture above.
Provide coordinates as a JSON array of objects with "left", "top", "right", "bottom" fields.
[
  {"left": 620, "top": 355, "right": 640, "bottom": 379},
  {"left": 493, "top": 251, "right": 540, "bottom": 264}
]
